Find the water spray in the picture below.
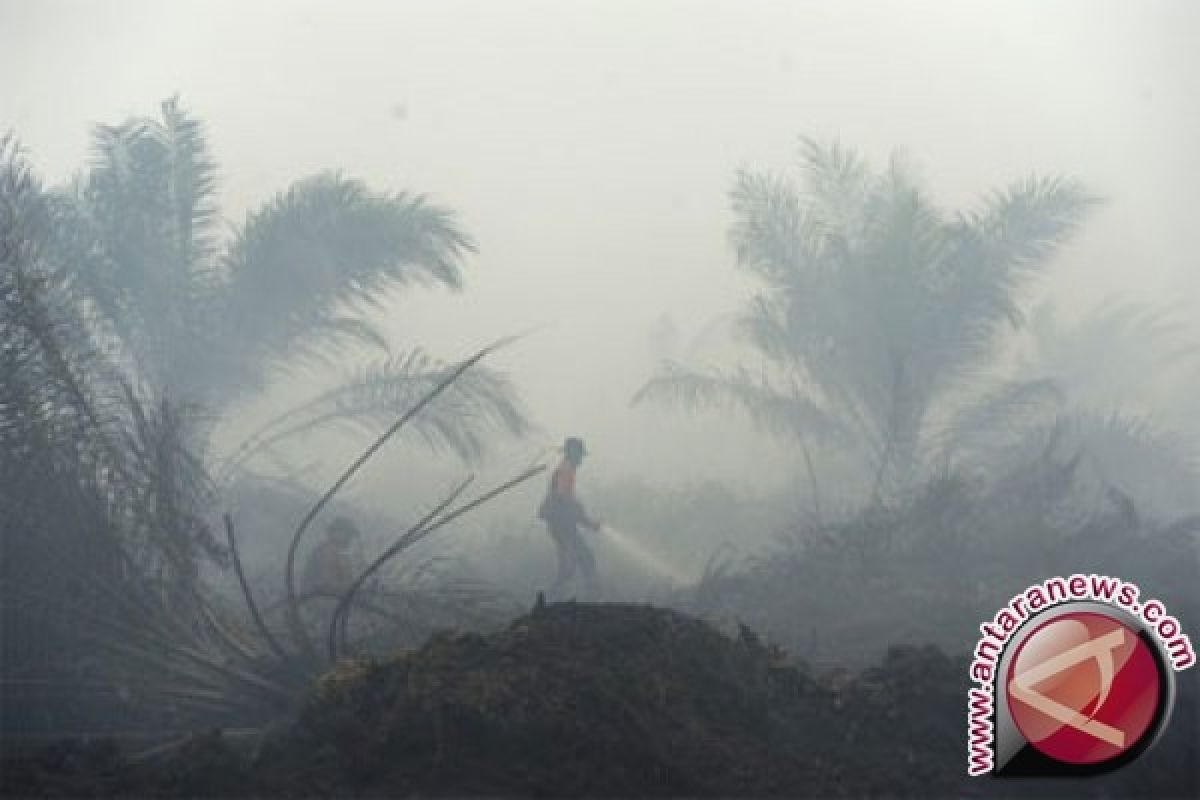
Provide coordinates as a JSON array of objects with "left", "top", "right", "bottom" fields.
[{"left": 600, "top": 525, "right": 692, "bottom": 585}]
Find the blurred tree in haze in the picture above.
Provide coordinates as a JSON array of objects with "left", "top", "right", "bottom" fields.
[
  {"left": 1, "top": 134, "right": 214, "bottom": 590},
  {"left": 636, "top": 139, "right": 1094, "bottom": 500},
  {"left": 3, "top": 133, "right": 225, "bottom": 732},
  {"left": 46, "top": 96, "right": 526, "bottom": 473},
  {"left": 998, "top": 301, "right": 1200, "bottom": 514},
  {"left": 2, "top": 100, "right": 528, "bottom": 732}
]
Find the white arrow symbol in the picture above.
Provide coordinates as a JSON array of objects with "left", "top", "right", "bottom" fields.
[{"left": 1008, "top": 627, "right": 1127, "bottom": 748}]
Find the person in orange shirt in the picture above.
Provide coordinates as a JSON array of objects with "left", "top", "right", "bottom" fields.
[{"left": 537, "top": 437, "right": 602, "bottom": 596}]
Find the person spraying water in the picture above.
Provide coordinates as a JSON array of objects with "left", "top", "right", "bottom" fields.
[
  {"left": 538, "top": 437, "right": 603, "bottom": 598},
  {"left": 536, "top": 436, "right": 693, "bottom": 597}
]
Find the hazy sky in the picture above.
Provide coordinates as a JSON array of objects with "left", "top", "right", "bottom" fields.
[{"left": 4, "top": 0, "right": 1197, "bottom": 491}]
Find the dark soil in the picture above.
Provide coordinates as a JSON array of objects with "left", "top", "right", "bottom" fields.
[{"left": 3, "top": 602, "right": 1195, "bottom": 798}]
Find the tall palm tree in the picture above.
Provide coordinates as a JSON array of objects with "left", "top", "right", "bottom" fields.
[
  {"left": 3, "top": 106, "right": 531, "bottom": 729},
  {"left": 46, "top": 96, "right": 527, "bottom": 472},
  {"left": 635, "top": 139, "right": 1093, "bottom": 499},
  {"left": 4, "top": 133, "right": 219, "bottom": 730}
]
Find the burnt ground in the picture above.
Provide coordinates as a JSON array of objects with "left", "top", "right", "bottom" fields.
[{"left": 2, "top": 601, "right": 1196, "bottom": 798}]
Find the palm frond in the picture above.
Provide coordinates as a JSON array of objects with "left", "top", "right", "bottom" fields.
[
  {"left": 117, "top": 383, "right": 225, "bottom": 579},
  {"left": 219, "top": 172, "right": 475, "bottom": 379},
  {"left": 942, "top": 177, "right": 1095, "bottom": 333},
  {"left": 973, "top": 410, "right": 1198, "bottom": 513},
  {"left": 223, "top": 349, "right": 527, "bottom": 475},
  {"left": 1024, "top": 299, "right": 1199, "bottom": 410},
  {"left": 735, "top": 294, "right": 797, "bottom": 364},
  {"left": 633, "top": 361, "right": 853, "bottom": 446},
  {"left": 797, "top": 136, "right": 871, "bottom": 243},
  {"left": 883, "top": 176, "right": 1095, "bottom": 398},
  {"left": 935, "top": 377, "right": 1065, "bottom": 465},
  {"left": 157, "top": 94, "right": 219, "bottom": 271},
  {"left": 47, "top": 99, "right": 224, "bottom": 397},
  {"left": 1, "top": 134, "right": 127, "bottom": 474},
  {"left": 729, "top": 169, "right": 821, "bottom": 286},
  {"left": 1072, "top": 412, "right": 1198, "bottom": 506},
  {"left": 1, "top": 133, "right": 46, "bottom": 258},
  {"left": 974, "top": 176, "right": 1096, "bottom": 273},
  {"left": 41, "top": 98, "right": 494, "bottom": 424}
]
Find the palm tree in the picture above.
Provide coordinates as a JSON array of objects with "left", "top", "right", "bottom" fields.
[
  {"left": 3, "top": 110, "right": 532, "bottom": 730},
  {"left": 980, "top": 300, "right": 1200, "bottom": 514},
  {"left": 3, "top": 133, "right": 220, "bottom": 730},
  {"left": 46, "top": 96, "right": 527, "bottom": 474},
  {"left": 635, "top": 139, "right": 1093, "bottom": 500}
]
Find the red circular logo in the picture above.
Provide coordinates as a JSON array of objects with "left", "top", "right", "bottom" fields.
[{"left": 1006, "top": 611, "right": 1163, "bottom": 765}]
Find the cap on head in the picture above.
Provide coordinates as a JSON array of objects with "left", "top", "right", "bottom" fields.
[{"left": 564, "top": 436, "right": 587, "bottom": 462}]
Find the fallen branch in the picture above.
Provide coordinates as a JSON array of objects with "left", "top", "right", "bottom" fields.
[
  {"left": 330, "top": 463, "right": 547, "bottom": 661},
  {"left": 328, "top": 475, "right": 475, "bottom": 661}
]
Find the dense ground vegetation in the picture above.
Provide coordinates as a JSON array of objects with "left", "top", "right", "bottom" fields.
[{"left": 687, "top": 453, "right": 1199, "bottom": 667}]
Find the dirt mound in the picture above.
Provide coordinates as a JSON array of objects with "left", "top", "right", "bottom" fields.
[
  {"left": 4, "top": 602, "right": 1195, "bottom": 798},
  {"left": 259, "top": 601, "right": 842, "bottom": 796}
]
